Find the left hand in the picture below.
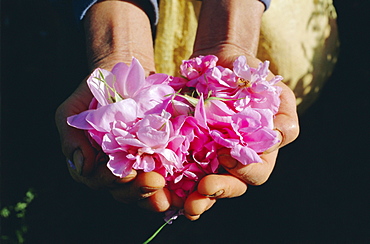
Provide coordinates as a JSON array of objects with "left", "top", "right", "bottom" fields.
[{"left": 182, "top": 50, "right": 300, "bottom": 220}]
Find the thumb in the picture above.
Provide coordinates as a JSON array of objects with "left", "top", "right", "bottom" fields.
[
  {"left": 55, "top": 92, "right": 100, "bottom": 176},
  {"left": 217, "top": 147, "right": 277, "bottom": 186},
  {"left": 65, "top": 130, "right": 100, "bottom": 177}
]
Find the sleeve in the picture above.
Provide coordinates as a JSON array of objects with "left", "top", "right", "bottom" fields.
[
  {"left": 259, "top": 0, "right": 271, "bottom": 10},
  {"left": 73, "top": 0, "right": 268, "bottom": 25},
  {"left": 73, "top": 0, "right": 159, "bottom": 25}
]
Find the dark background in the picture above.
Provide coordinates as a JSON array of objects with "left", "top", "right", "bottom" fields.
[{"left": 1, "top": 0, "right": 369, "bottom": 243}]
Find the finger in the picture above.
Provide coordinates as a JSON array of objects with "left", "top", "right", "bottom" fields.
[
  {"left": 57, "top": 114, "right": 97, "bottom": 176},
  {"left": 137, "top": 188, "right": 184, "bottom": 213},
  {"left": 197, "top": 174, "right": 247, "bottom": 198},
  {"left": 137, "top": 188, "right": 172, "bottom": 212},
  {"left": 264, "top": 128, "right": 283, "bottom": 154},
  {"left": 218, "top": 148, "right": 279, "bottom": 186},
  {"left": 55, "top": 80, "right": 98, "bottom": 176},
  {"left": 68, "top": 162, "right": 127, "bottom": 190},
  {"left": 272, "top": 81, "right": 300, "bottom": 149},
  {"left": 183, "top": 191, "right": 216, "bottom": 221},
  {"left": 114, "top": 169, "right": 137, "bottom": 184},
  {"left": 218, "top": 83, "right": 297, "bottom": 185},
  {"left": 109, "top": 171, "right": 165, "bottom": 203},
  {"left": 262, "top": 82, "right": 299, "bottom": 154}
]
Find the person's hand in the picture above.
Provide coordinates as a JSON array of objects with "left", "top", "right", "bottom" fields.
[
  {"left": 178, "top": 0, "right": 299, "bottom": 221},
  {"left": 182, "top": 51, "right": 299, "bottom": 220},
  {"left": 55, "top": 0, "right": 175, "bottom": 213},
  {"left": 55, "top": 77, "right": 175, "bottom": 211}
]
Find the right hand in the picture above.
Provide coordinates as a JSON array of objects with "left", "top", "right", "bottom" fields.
[
  {"left": 55, "top": 78, "right": 172, "bottom": 212},
  {"left": 54, "top": 0, "right": 178, "bottom": 213}
]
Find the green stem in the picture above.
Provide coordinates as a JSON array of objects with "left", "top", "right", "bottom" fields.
[{"left": 142, "top": 219, "right": 172, "bottom": 244}]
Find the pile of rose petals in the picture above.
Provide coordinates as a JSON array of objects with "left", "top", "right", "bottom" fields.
[{"left": 67, "top": 55, "right": 282, "bottom": 200}]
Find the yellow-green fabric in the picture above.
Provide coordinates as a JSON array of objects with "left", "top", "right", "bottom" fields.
[
  {"left": 154, "top": 0, "right": 339, "bottom": 112},
  {"left": 154, "top": 0, "right": 201, "bottom": 77}
]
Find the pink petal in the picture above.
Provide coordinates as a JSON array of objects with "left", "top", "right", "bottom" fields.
[
  {"left": 124, "top": 58, "right": 146, "bottom": 97},
  {"left": 257, "top": 60, "right": 270, "bottom": 79},
  {"left": 158, "top": 149, "right": 182, "bottom": 175},
  {"left": 146, "top": 73, "right": 171, "bottom": 85},
  {"left": 269, "top": 75, "right": 284, "bottom": 85},
  {"left": 244, "top": 128, "right": 278, "bottom": 152},
  {"left": 87, "top": 68, "right": 115, "bottom": 106},
  {"left": 194, "top": 95, "right": 208, "bottom": 129},
  {"left": 204, "top": 99, "right": 234, "bottom": 125},
  {"left": 111, "top": 62, "right": 130, "bottom": 96},
  {"left": 116, "top": 137, "right": 147, "bottom": 148},
  {"left": 107, "top": 152, "right": 135, "bottom": 178},
  {"left": 67, "top": 110, "right": 95, "bottom": 130},
  {"left": 101, "top": 133, "right": 121, "bottom": 153},
  {"left": 209, "top": 130, "right": 238, "bottom": 148},
  {"left": 136, "top": 113, "right": 171, "bottom": 148},
  {"left": 230, "top": 144, "right": 262, "bottom": 165},
  {"left": 133, "top": 155, "right": 156, "bottom": 172},
  {"left": 88, "top": 130, "right": 105, "bottom": 146},
  {"left": 85, "top": 99, "right": 137, "bottom": 132},
  {"left": 134, "top": 84, "right": 174, "bottom": 116},
  {"left": 231, "top": 108, "right": 262, "bottom": 134},
  {"left": 137, "top": 126, "right": 169, "bottom": 148},
  {"left": 233, "top": 56, "right": 252, "bottom": 80}
]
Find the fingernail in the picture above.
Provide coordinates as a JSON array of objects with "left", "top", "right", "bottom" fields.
[
  {"left": 218, "top": 154, "right": 238, "bottom": 169},
  {"left": 140, "top": 187, "right": 161, "bottom": 198},
  {"left": 140, "top": 186, "right": 161, "bottom": 194},
  {"left": 204, "top": 189, "right": 224, "bottom": 198},
  {"left": 185, "top": 212, "right": 200, "bottom": 221},
  {"left": 264, "top": 129, "right": 283, "bottom": 154},
  {"left": 72, "top": 149, "right": 84, "bottom": 175},
  {"left": 274, "top": 128, "right": 283, "bottom": 147},
  {"left": 114, "top": 170, "right": 137, "bottom": 184}
]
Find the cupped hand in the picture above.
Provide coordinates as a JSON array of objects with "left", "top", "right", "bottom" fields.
[
  {"left": 182, "top": 49, "right": 300, "bottom": 220},
  {"left": 55, "top": 77, "right": 171, "bottom": 212}
]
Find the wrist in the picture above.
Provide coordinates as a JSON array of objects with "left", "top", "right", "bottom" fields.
[
  {"left": 84, "top": 1, "right": 155, "bottom": 73},
  {"left": 193, "top": 0, "right": 264, "bottom": 57}
]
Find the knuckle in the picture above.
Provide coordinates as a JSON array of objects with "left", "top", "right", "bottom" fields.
[
  {"left": 239, "top": 165, "right": 271, "bottom": 186},
  {"left": 198, "top": 174, "right": 222, "bottom": 195},
  {"left": 285, "top": 118, "right": 300, "bottom": 144},
  {"left": 247, "top": 175, "right": 269, "bottom": 186},
  {"left": 246, "top": 175, "right": 268, "bottom": 186},
  {"left": 278, "top": 115, "right": 300, "bottom": 147}
]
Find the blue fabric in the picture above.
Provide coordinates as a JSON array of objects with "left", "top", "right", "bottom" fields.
[
  {"left": 73, "top": 0, "right": 98, "bottom": 21},
  {"left": 74, "top": 0, "right": 270, "bottom": 25},
  {"left": 73, "top": 0, "right": 159, "bottom": 24},
  {"left": 260, "top": 0, "right": 271, "bottom": 10}
]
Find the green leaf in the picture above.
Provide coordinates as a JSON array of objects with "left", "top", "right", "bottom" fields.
[
  {"left": 25, "top": 190, "right": 35, "bottom": 203},
  {"left": 15, "top": 202, "right": 27, "bottom": 212},
  {"left": 0, "top": 207, "right": 11, "bottom": 218}
]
